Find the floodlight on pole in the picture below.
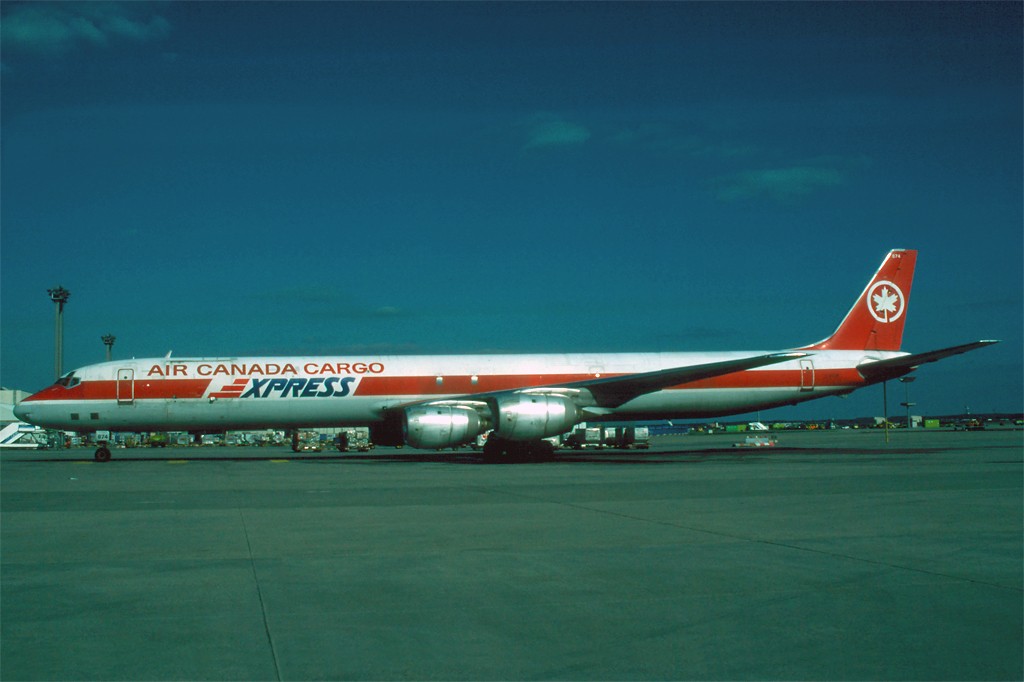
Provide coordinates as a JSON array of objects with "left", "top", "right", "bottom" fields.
[
  {"left": 102, "top": 334, "right": 116, "bottom": 362},
  {"left": 47, "top": 286, "right": 71, "bottom": 380},
  {"left": 882, "top": 380, "right": 889, "bottom": 444}
]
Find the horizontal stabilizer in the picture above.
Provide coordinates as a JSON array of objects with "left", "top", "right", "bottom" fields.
[{"left": 857, "top": 340, "right": 999, "bottom": 381}]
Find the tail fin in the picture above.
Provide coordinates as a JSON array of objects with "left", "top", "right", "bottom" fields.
[{"left": 803, "top": 249, "right": 917, "bottom": 351}]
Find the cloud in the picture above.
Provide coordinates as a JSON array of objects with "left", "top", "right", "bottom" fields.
[
  {"left": 714, "top": 165, "right": 846, "bottom": 203},
  {"left": 522, "top": 114, "right": 591, "bottom": 150},
  {"left": 1, "top": 3, "right": 170, "bottom": 55}
]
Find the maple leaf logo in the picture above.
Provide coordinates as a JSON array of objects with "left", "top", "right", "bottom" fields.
[
  {"left": 873, "top": 287, "right": 898, "bottom": 320},
  {"left": 866, "top": 281, "right": 905, "bottom": 323}
]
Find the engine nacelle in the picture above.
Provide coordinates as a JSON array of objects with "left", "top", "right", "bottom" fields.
[
  {"left": 404, "top": 405, "right": 484, "bottom": 449},
  {"left": 491, "top": 394, "right": 580, "bottom": 441}
]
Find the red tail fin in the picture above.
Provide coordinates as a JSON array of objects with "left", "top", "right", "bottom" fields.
[{"left": 803, "top": 250, "right": 917, "bottom": 351}]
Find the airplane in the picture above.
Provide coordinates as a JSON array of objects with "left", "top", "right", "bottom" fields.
[{"left": 14, "top": 249, "right": 997, "bottom": 461}]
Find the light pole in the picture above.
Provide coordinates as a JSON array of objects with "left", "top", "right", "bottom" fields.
[
  {"left": 102, "top": 334, "right": 116, "bottom": 362},
  {"left": 47, "top": 286, "right": 71, "bottom": 380},
  {"left": 882, "top": 380, "right": 889, "bottom": 443},
  {"left": 899, "top": 376, "right": 917, "bottom": 429}
]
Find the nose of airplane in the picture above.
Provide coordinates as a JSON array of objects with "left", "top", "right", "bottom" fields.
[{"left": 13, "top": 401, "right": 32, "bottom": 423}]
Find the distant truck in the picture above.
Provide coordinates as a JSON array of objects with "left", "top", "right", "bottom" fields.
[
  {"left": 953, "top": 419, "right": 985, "bottom": 431},
  {"left": 734, "top": 434, "right": 778, "bottom": 448}
]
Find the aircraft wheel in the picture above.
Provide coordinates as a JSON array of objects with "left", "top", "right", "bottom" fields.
[
  {"left": 514, "top": 441, "right": 555, "bottom": 462},
  {"left": 94, "top": 446, "right": 112, "bottom": 462},
  {"left": 481, "top": 438, "right": 554, "bottom": 462},
  {"left": 535, "top": 441, "right": 556, "bottom": 458}
]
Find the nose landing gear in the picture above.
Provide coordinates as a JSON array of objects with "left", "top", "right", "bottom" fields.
[{"left": 94, "top": 441, "right": 112, "bottom": 462}]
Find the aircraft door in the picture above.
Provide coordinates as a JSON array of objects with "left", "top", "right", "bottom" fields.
[
  {"left": 799, "top": 359, "right": 815, "bottom": 392},
  {"left": 117, "top": 369, "right": 135, "bottom": 405}
]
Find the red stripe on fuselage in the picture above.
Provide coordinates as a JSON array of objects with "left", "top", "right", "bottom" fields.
[
  {"left": 22, "top": 367, "right": 866, "bottom": 404},
  {"left": 353, "top": 374, "right": 596, "bottom": 396},
  {"left": 22, "top": 379, "right": 212, "bottom": 402},
  {"left": 673, "top": 368, "right": 864, "bottom": 390},
  {"left": 209, "top": 378, "right": 249, "bottom": 399},
  {"left": 354, "top": 368, "right": 865, "bottom": 397}
]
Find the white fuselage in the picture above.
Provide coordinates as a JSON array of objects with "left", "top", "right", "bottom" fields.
[{"left": 14, "top": 350, "right": 895, "bottom": 432}]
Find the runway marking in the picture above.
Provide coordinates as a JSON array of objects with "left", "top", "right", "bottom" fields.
[
  {"left": 270, "top": 459, "right": 289, "bottom": 464},
  {"left": 167, "top": 460, "right": 188, "bottom": 464},
  {"left": 239, "top": 509, "right": 283, "bottom": 681},
  {"left": 73, "top": 461, "right": 93, "bottom": 465}
]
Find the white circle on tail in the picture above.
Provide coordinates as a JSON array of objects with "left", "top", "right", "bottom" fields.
[{"left": 867, "top": 280, "right": 905, "bottom": 323}]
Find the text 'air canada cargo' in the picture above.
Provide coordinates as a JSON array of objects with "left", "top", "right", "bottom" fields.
[{"left": 14, "top": 250, "right": 998, "bottom": 461}]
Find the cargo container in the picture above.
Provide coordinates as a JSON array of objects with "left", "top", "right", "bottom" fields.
[
  {"left": 291, "top": 430, "right": 323, "bottom": 452},
  {"left": 336, "top": 427, "right": 372, "bottom": 452},
  {"left": 565, "top": 426, "right": 602, "bottom": 449},
  {"left": 148, "top": 432, "right": 170, "bottom": 447},
  {"left": 617, "top": 425, "right": 650, "bottom": 449},
  {"left": 579, "top": 425, "right": 651, "bottom": 449}
]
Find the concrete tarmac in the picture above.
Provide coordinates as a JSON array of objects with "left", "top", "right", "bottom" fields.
[{"left": 2, "top": 430, "right": 1021, "bottom": 681}]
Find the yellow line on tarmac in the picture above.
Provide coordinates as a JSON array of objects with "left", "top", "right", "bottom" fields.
[
  {"left": 270, "top": 459, "right": 290, "bottom": 463},
  {"left": 167, "top": 460, "right": 188, "bottom": 464}
]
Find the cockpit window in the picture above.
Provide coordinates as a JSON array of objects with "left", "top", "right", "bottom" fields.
[{"left": 56, "top": 372, "right": 81, "bottom": 388}]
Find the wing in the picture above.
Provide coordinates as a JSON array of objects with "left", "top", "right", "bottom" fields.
[
  {"left": 856, "top": 340, "right": 999, "bottom": 382},
  {"left": 400, "top": 352, "right": 808, "bottom": 414},
  {"left": 536, "top": 351, "right": 809, "bottom": 409}
]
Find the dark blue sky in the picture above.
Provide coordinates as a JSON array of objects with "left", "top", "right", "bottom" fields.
[{"left": 2, "top": 2, "right": 1021, "bottom": 418}]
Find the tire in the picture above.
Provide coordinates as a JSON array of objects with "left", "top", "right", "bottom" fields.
[{"left": 94, "top": 446, "right": 112, "bottom": 462}]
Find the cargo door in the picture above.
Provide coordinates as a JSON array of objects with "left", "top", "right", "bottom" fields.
[
  {"left": 117, "top": 369, "right": 135, "bottom": 405},
  {"left": 799, "top": 359, "right": 814, "bottom": 392}
]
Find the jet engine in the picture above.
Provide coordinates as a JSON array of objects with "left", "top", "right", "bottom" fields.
[
  {"left": 404, "top": 405, "right": 484, "bottom": 449},
  {"left": 490, "top": 394, "right": 579, "bottom": 441}
]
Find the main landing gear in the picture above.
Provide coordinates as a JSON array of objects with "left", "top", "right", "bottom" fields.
[{"left": 481, "top": 436, "right": 556, "bottom": 462}]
